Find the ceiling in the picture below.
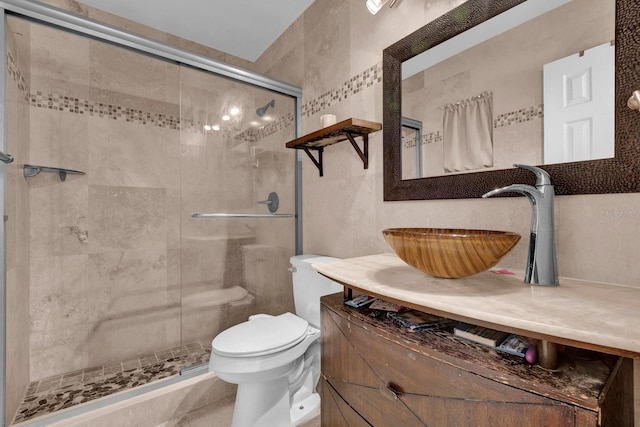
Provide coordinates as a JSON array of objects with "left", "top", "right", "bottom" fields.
[{"left": 78, "top": 0, "right": 315, "bottom": 62}]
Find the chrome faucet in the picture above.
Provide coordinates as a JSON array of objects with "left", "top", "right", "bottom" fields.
[{"left": 482, "top": 164, "right": 559, "bottom": 286}]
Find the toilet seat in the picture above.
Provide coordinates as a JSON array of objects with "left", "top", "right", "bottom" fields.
[{"left": 212, "top": 312, "right": 310, "bottom": 358}]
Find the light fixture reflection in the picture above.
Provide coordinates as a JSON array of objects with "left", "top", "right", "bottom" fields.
[
  {"left": 212, "top": 124, "right": 220, "bottom": 131},
  {"left": 222, "top": 115, "right": 231, "bottom": 121},
  {"left": 230, "top": 107, "right": 240, "bottom": 115},
  {"left": 366, "top": 0, "right": 398, "bottom": 14}
]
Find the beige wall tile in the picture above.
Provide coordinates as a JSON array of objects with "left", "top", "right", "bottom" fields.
[
  {"left": 29, "top": 178, "right": 88, "bottom": 258},
  {"left": 87, "top": 118, "right": 176, "bottom": 188},
  {"left": 29, "top": 108, "right": 89, "bottom": 173},
  {"left": 88, "top": 185, "right": 166, "bottom": 253},
  {"left": 29, "top": 21, "right": 90, "bottom": 99}
]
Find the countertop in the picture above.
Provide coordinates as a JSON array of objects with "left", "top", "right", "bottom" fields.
[{"left": 313, "top": 253, "right": 640, "bottom": 358}]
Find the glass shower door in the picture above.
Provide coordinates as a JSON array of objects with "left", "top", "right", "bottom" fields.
[{"left": 178, "top": 65, "right": 297, "bottom": 363}]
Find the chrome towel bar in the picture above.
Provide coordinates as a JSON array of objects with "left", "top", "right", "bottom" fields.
[{"left": 192, "top": 213, "right": 294, "bottom": 219}]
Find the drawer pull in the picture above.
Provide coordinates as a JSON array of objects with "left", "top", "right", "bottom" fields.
[{"left": 380, "top": 384, "right": 400, "bottom": 401}]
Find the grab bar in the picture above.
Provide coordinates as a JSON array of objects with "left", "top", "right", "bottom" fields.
[
  {"left": 23, "top": 164, "right": 86, "bottom": 181},
  {"left": 0, "top": 150, "right": 13, "bottom": 164},
  {"left": 192, "top": 213, "right": 294, "bottom": 219}
]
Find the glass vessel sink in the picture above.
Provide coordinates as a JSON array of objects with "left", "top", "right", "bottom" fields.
[{"left": 382, "top": 228, "right": 521, "bottom": 279}]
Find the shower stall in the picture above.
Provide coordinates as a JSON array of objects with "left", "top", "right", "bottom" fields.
[{"left": 1, "top": 2, "right": 302, "bottom": 425}]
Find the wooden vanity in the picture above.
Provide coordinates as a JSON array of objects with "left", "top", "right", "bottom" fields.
[{"left": 315, "top": 254, "right": 637, "bottom": 426}]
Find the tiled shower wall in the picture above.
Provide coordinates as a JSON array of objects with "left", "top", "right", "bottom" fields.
[{"left": 5, "top": 15, "right": 296, "bottom": 423}]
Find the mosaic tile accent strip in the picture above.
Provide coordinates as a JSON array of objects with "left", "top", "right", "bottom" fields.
[
  {"left": 28, "top": 88, "right": 296, "bottom": 143},
  {"left": 30, "top": 91, "right": 183, "bottom": 130},
  {"left": 402, "top": 131, "right": 443, "bottom": 150},
  {"left": 423, "top": 131, "right": 443, "bottom": 145},
  {"left": 234, "top": 111, "right": 295, "bottom": 142},
  {"left": 9, "top": 54, "right": 294, "bottom": 143},
  {"left": 7, "top": 52, "right": 30, "bottom": 102},
  {"left": 494, "top": 104, "right": 544, "bottom": 128},
  {"left": 12, "top": 342, "right": 211, "bottom": 425},
  {"left": 9, "top": 53, "right": 382, "bottom": 144},
  {"left": 302, "top": 62, "right": 382, "bottom": 117},
  {"left": 402, "top": 135, "right": 417, "bottom": 149}
]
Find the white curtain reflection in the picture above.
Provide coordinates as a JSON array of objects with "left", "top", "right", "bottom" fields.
[{"left": 443, "top": 91, "right": 493, "bottom": 172}]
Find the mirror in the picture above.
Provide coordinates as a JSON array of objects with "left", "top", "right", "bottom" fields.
[
  {"left": 383, "top": 0, "right": 640, "bottom": 200},
  {"left": 401, "top": 0, "right": 614, "bottom": 179}
]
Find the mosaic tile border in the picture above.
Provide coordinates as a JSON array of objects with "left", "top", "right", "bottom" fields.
[
  {"left": 494, "top": 104, "right": 544, "bottom": 128},
  {"left": 301, "top": 62, "right": 383, "bottom": 117},
  {"left": 8, "top": 53, "right": 295, "bottom": 143},
  {"left": 30, "top": 91, "right": 183, "bottom": 129},
  {"left": 402, "top": 130, "right": 444, "bottom": 149},
  {"left": 12, "top": 342, "right": 211, "bottom": 425},
  {"left": 7, "top": 51, "right": 30, "bottom": 102},
  {"left": 8, "top": 53, "right": 383, "bottom": 144},
  {"left": 423, "top": 131, "right": 443, "bottom": 145}
]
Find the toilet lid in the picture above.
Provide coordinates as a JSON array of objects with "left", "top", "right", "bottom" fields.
[{"left": 212, "top": 313, "right": 309, "bottom": 357}]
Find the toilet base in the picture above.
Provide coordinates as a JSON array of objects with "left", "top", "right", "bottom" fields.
[
  {"left": 289, "top": 393, "right": 320, "bottom": 426},
  {"left": 227, "top": 347, "right": 321, "bottom": 427},
  {"left": 230, "top": 377, "right": 319, "bottom": 427}
]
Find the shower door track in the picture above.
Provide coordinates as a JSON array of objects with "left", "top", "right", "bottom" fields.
[{"left": 0, "top": 1, "right": 304, "bottom": 425}]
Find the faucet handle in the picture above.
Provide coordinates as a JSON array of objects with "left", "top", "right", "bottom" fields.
[{"left": 514, "top": 164, "right": 552, "bottom": 187}]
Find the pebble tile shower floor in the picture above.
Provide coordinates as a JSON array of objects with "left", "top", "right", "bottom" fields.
[{"left": 12, "top": 342, "right": 211, "bottom": 425}]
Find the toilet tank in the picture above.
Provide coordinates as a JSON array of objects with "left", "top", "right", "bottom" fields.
[{"left": 290, "top": 255, "right": 343, "bottom": 328}]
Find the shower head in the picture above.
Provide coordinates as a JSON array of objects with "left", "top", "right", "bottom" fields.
[{"left": 256, "top": 99, "right": 275, "bottom": 117}]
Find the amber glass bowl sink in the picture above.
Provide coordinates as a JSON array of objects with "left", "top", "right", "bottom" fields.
[{"left": 382, "top": 228, "right": 521, "bottom": 279}]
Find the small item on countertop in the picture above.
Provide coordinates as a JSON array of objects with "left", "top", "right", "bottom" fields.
[
  {"left": 496, "top": 334, "right": 530, "bottom": 357},
  {"left": 525, "top": 345, "right": 538, "bottom": 364},
  {"left": 344, "top": 294, "right": 375, "bottom": 308},
  {"left": 389, "top": 310, "right": 452, "bottom": 331},
  {"left": 369, "top": 298, "right": 404, "bottom": 312},
  {"left": 454, "top": 323, "right": 510, "bottom": 347},
  {"left": 491, "top": 268, "right": 515, "bottom": 275}
]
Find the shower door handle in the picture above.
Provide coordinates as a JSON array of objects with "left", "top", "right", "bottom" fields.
[{"left": 0, "top": 150, "right": 14, "bottom": 164}]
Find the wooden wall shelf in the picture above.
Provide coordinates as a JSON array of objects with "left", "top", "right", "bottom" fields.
[{"left": 285, "top": 118, "right": 381, "bottom": 176}]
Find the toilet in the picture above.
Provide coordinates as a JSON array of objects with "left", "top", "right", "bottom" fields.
[{"left": 209, "top": 255, "right": 343, "bottom": 427}]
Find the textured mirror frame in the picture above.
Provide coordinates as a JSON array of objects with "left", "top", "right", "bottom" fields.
[{"left": 383, "top": 0, "right": 640, "bottom": 201}]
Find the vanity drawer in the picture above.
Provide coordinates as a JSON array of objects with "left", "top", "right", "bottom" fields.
[
  {"left": 323, "top": 303, "right": 554, "bottom": 404},
  {"left": 320, "top": 378, "right": 370, "bottom": 427},
  {"left": 320, "top": 293, "right": 631, "bottom": 427}
]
